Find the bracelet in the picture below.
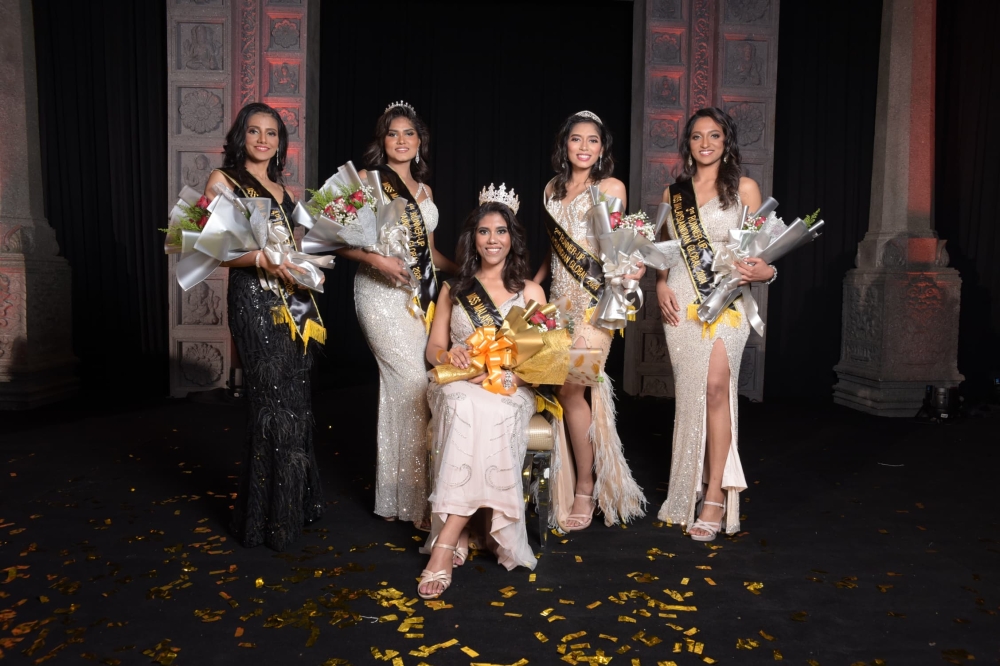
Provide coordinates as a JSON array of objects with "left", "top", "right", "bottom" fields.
[
  {"left": 502, "top": 369, "right": 514, "bottom": 390},
  {"left": 254, "top": 251, "right": 262, "bottom": 269},
  {"left": 763, "top": 265, "right": 777, "bottom": 285},
  {"left": 435, "top": 349, "right": 451, "bottom": 364}
]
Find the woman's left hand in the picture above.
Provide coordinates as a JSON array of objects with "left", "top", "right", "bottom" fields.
[
  {"left": 623, "top": 261, "right": 646, "bottom": 282},
  {"left": 467, "top": 373, "right": 487, "bottom": 384},
  {"left": 736, "top": 257, "right": 774, "bottom": 285}
]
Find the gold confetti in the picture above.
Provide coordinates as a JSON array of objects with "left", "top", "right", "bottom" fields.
[
  {"left": 759, "top": 630, "right": 775, "bottom": 641},
  {"left": 807, "top": 661, "right": 820, "bottom": 666},
  {"left": 587, "top": 601, "right": 602, "bottom": 609},
  {"left": 534, "top": 632, "right": 549, "bottom": 643},
  {"left": 790, "top": 611, "right": 808, "bottom": 622},
  {"left": 599, "top": 634, "right": 618, "bottom": 642},
  {"left": 887, "top": 611, "right": 906, "bottom": 618},
  {"left": 575, "top": 555, "right": 583, "bottom": 563},
  {"left": 547, "top": 615, "right": 566, "bottom": 622},
  {"left": 503, "top": 612, "right": 522, "bottom": 617},
  {"left": 237, "top": 642, "right": 256, "bottom": 648},
  {"left": 540, "top": 607, "right": 555, "bottom": 617},
  {"left": 773, "top": 649, "right": 784, "bottom": 660},
  {"left": 683, "top": 627, "right": 699, "bottom": 636},
  {"left": 234, "top": 627, "right": 244, "bottom": 637},
  {"left": 680, "top": 578, "right": 690, "bottom": 585},
  {"left": 562, "top": 631, "right": 587, "bottom": 642},
  {"left": 744, "top": 581, "right": 764, "bottom": 595},
  {"left": 529, "top": 573, "right": 536, "bottom": 582},
  {"left": 618, "top": 615, "right": 636, "bottom": 623},
  {"left": 254, "top": 578, "right": 263, "bottom": 588},
  {"left": 491, "top": 601, "right": 505, "bottom": 607},
  {"left": 695, "top": 565, "right": 712, "bottom": 570},
  {"left": 877, "top": 584, "right": 893, "bottom": 593},
  {"left": 736, "top": 637, "right": 759, "bottom": 649},
  {"left": 559, "top": 599, "right": 575, "bottom": 605},
  {"left": 704, "top": 578, "right": 716, "bottom": 586}
]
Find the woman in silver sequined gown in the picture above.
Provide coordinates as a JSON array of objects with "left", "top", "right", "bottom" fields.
[
  {"left": 535, "top": 112, "right": 646, "bottom": 531},
  {"left": 418, "top": 197, "right": 545, "bottom": 599},
  {"left": 335, "top": 103, "right": 458, "bottom": 528},
  {"left": 655, "top": 108, "right": 774, "bottom": 539}
]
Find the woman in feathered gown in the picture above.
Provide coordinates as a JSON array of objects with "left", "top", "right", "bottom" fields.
[
  {"left": 335, "top": 102, "right": 457, "bottom": 529},
  {"left": 204, "top": 103, "right": 328, "bottom": 551},
  {"left": 654, "top": 107, "right": 775, "bottom": 540},
  {"left": 418, "top": 191, "right": 544, "bottom": 599},
  {"left": 534, "top": 111, "right": 646, "bottom": 531}
]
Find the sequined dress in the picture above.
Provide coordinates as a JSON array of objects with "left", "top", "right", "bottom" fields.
[
  {"left": 544, "top": 186, "right": 647, "bottom": 527},
  {"left": 426, "top": 291, "right": 537, "bottom": 570},
  {"left": 657, "top": 194, "right": 750, "bottom": 534},
  {"left": 355, "top": 185, "right": 438, "bottom": 523},
  {"left": 227, "top": 187, "right": 324, "bottom": 551}
]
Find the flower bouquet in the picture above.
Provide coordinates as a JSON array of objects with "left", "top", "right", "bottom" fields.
[
  {"left": 163, "top": 184, "right": 332, "bottom": 293},
  {"left": 293, "top": 161, "right": 410, "bottom": 276},
  {"left": 584, "top": 187, "right": 682, "bottom": 331},
  {"left": 431, "top": 301, "right": 602, "bottom": 394},
  {"left": 696, "top": 198, "right": 825, "bottom": 335}
]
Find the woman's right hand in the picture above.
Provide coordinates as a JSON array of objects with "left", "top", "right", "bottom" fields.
[
  {"left": 449, "top": 345, "right": 472, "bottom": 369},
  {"left": 657, "top": 281, "right": 681, "bottom": 326},
  {"left": 370, "top": 253, "right": 411, "bottom": 285},
  {"left": 257, "top": 251, "right": 306, "bottom": 289}
]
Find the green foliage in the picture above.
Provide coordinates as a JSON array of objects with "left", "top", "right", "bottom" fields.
[
  {"left": 803, "top": 208, "right": 822, "bottom": 228},
  {"left": 159, "top": 218, "right": 202, "bottom": 246},
  {"left": 305, "top": 184, "right": 357, "bottom": 217}
]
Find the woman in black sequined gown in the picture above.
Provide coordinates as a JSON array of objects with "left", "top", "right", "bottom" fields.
[{"left": 205, "top": 103, "right": 327, "bottom": 551}]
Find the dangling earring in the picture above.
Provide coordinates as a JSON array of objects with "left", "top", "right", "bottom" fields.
[
  {"left": 687, "top": 155, "right": 693, "bottom": 168},
  {"left": 723, "top": 154, "right": 728, "bottom": 164},
  {"left": 598, "top": 154, "right": 603, "bottom": 169},
  {"left": 415, "top": 151, "right": 420, "bottom": 164},
  {"left": 562, "top": 159, "right": 568, "bottom": 171}
]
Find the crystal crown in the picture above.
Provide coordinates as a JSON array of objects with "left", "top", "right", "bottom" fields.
[
  {"left": 384, "top": 100, "right": 415, "bottom": 114},
  {"left": 478, "top": 183, "right": 520, "bottom": 214}
]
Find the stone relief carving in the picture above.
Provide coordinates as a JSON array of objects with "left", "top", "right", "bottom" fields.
[
  {"left": 270, "top": 18, "right": 300, "bottom": 49},
  {"left": 642, "top": 376, "right": 672, "bottom": 397},
  {"left": 879, "top": 241, "right": 905, "bottom": 268},
  {"left": 270, "top": 62, "right": 299, "bottom": 94},
  {"left": 268, "top": 0, "right": 303, "bottom": 4},
  {"left": 727, "top": 102, "right": 764, "bottom": 146},
  {"left": 179, "top": 0, "right": 222, "bottom": 4},
  {"left": 651, "top": 74, "right": 681, "bottom": 107},
  {"left": 180, "top": 342, "right": 224, "bottom": 386},
  {"left": 182, "top": 24, "right": 222, "bottom": 71},
  {"left": 726, "top": 0, "right": 770, "bottom": 24},
  {"left": 239, "top": 0, "right": 258, "bottom": 106},
  {"left": 690, "top": 0, "right": 712, "bottom": 109},
  {"left": 904, "top": 273, "right": 943, "bottom": 329},
  {"left": 282, "top": 156, "right": 298, "bottom": 184},
  {"left": 843, "top": 285, "right": 882, "bottom": 365},
  {"left": 0, "top": 272, "right": 21, "bottom": 330},
  {"left": 644, "top": 162, "right": 672, "bottom": 195},
  {"left": 643, "top": 333, "right": 668, "bottom": 363},
  {"left": 649, "top": 118, "right": 678, "bottom": 150},
  {"left": 182, "top": 282, "right": 222, "bottom": 325},
  {"left": 179, "top": 88, "right": 224, "bottom": 135},
  {"left": 651, "top": 0, "right": 681, "bottom": 20},
  {"left": 1, "top": 226, "right": 23, "bottom": 253},
  {"left": 181, "top": 152, "right": 222, "bottom": 192},
  {"left": 651, "top": 32, "right": 681, "bottom": 64},
  {"left": 276, "top": 107, "right": 299, "bottom": 136},
  {"left": 725, "top": 40, "right": 764, "bottom": 86}
]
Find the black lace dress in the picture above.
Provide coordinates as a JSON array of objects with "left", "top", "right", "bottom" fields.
[{"left": 222, "top": 170, "right": 324, "bottom": 551}]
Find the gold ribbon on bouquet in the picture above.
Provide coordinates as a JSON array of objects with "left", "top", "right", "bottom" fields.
[{"left": 431, "top": 301, "right": 574, "bottom": 394}]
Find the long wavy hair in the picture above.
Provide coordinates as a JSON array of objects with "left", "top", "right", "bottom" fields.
[
  {"left": 450, "top": 202, "right": 530, "bottom": 302},
  {"left": 362, "top": 104, "right": 431, "bottom": 182},
  {"left": 550, "top": 112, "right": 615, "bottom": 201},
  {"left": 222, "top": 102, "right": 288, "bottom": 185},
  {"left": 676, "top": 107, "right": 742, "bottom": 209}
]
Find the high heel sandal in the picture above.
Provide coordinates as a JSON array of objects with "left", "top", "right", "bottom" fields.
[
  {"left": 453, "top": 529, "right": 469, "bottom": 567},
  {"left": 565, "top": 493, "right": 597, "bottom": 532},
  {"left": 689, "top": 500, "right": 725, "bottom": 542},
  {"left": 417, "top": 543, "right": 456, "bottom": 600}
]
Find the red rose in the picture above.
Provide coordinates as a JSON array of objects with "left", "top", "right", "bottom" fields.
[
  {"left": 334, "top": 197, "right": 344, "bottom": 206},
  {"left": 545, "top": 318, "right": 556, "bottom": 329},
  {"left": 530, "top": 311, "right": 546, "bottom": 325},
  {"left": 609, "top": 212, "right": 622, "bottom": 229},
  {"left": 350, "top": 189, "right": 365, "bottom": 203},
  {"left": 344, "top": 204, "right": 356, "bottom": 214},
  {"left": 323, "top": 203, "right": 335, "bottom": 217},
  {"left": 196, "top": 212, "right": 209, "bottom": 229},
  {"left": 636, "top": 219, "right": 644, "bottom": 227},
  {"left": 196, "top": 195, "right": 211, "bottom": 210}
]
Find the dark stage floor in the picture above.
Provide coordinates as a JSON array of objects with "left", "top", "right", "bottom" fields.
[{"left": 1, "top": 383, "right": 997, "bottom": 665}]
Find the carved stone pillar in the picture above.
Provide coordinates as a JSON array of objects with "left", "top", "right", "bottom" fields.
[
  {"left": 833, "top": 0, "right": 962, "bottom": 416},
  {"left": 166, "top": 0, "right": 317, "bottom": 397},
  {"left": 624, "top": 0, "right": 781, "bottom": 401},
  {"left": 0, "top": 0, "right": 78, "bottom": 409}
]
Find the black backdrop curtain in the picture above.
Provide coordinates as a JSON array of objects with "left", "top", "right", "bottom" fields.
[
  {"left": 313, "top": 0, "right": 634, "bottom": 383},
  {"left": 766, "top": 0, "right": 883, "bottom": 399},
  {"left": 33, "top": 0, "right": 168, "bottom": 394},
  {"left": 936, "top": 0, "right": 1000, "bottom": 398}
]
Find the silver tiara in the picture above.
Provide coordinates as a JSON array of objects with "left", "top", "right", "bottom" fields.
[
  {"left": 384, "top": 100, "right": 415, "bottom": 114},
  {"left": 478, "top": 183, "right": 520, "bottom": 214},
  {"left": 575, "top": 110, "right": 603, "bottom": 125}
]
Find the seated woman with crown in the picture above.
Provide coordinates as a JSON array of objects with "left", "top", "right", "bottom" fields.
[{"left": 418, "top": 184, "right": 545, "bottom": 599}]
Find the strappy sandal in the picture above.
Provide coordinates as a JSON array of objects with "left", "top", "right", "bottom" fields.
[
  {"left": 417, "top": 543, "right": 456, "bottom": 600},
  {"left": 689, "top": 500, "right": 726, "bottom": 542},
  {"left": 565, "top": 493, "right": 597, "bottom": 532},
  {"left": 453, "top": 528, "right": 470, "bottom": 567}
]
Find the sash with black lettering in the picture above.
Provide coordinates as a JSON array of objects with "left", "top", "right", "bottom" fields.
[
  {"left": 454, "top": 278, "right": 503, "bottom": 329},
  {"left": 218, "top": 168, "right": 326, "bottom": 348},
  {"left": 669, "top": 178, "right": 737, "bottom": 313},
  {"left": 543, "top": 204, "right": 605, "bottom": 307},
  {"left": 378, "top": 168, "right": 438, "bottom": 319}
]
